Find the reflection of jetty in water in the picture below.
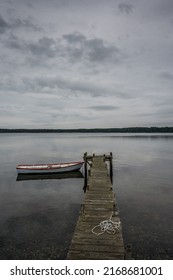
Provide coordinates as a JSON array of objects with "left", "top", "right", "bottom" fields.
[{"left": 16, "top": 171, "right": 84, "bottom": 181}]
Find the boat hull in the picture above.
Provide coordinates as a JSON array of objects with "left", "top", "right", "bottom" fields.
[{"left": 16, "top": 162, "right": 84, "bottom": 175}]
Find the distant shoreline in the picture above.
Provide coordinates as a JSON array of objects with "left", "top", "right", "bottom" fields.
[{"left": 0, "top": 127, "right": 173, "bottom": 133}]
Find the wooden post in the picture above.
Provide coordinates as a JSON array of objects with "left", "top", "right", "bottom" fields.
[
  {"left": 83, "top": 152, "right": 88, "bottom": 192},
  {"left": 110, "top": 152, "right": 113, "bottom": 183}
]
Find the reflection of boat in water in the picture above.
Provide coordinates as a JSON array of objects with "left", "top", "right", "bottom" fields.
[
  {"left": 16, "top": 161, "right": 84, "bottom": 175},
  {"left": 16, "top": 171, "right": 84, "bottom": 181}
]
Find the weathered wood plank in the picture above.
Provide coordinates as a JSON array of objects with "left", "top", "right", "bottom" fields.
[
  {"left": 70, "top": 244, "right": 124, "bottom": 253},
  {"left": 67, "top": 251, "right": 124, "bottom": 260},
  {"left": 72, "top": 232, "right": 124, "bottom": 241},
  {"left": 71, "top": 237, "right": 124, "bottom": 245}
]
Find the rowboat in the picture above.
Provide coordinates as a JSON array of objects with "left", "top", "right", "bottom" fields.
[{"left": 16, "top": 161, "right": 84, "bottom": 175}]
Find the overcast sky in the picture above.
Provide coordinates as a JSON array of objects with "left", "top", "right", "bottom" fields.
[{"left": 0, "top": 0, "right": 173, "bottom": 128}]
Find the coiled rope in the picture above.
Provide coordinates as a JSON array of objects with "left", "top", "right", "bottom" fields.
[{"left": 92, "top": 212, "right": 121, "bottom": 236}]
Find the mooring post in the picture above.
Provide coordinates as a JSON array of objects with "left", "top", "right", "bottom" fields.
[
  {"left": 83, "top": 152, "right": 88, "bottom": 192},
  {"left": 110, "top": 152, "right": 113, "bottom": 183}
]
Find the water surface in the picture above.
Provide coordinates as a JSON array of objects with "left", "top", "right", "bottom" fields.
[{"left": 0, "top": 133, "right": 173, "bottom": 259}]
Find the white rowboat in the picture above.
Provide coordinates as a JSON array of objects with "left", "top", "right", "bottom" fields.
[{"left": 16, "top": 161, "right": 84, "bottom": 174}]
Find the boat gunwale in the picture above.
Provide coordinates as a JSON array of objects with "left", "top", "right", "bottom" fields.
[{"left": 16, "top": 161, "right": 84, "bottom": 171}]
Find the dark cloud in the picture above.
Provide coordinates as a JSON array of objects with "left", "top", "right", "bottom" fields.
[
  {"left": 0, "top": 14, "right": 41, "bottom": 34},
  {"left": 86, "top": 38, "right": 120, "bottom": 62},
  {"left": 118, "top": 2, "right": 133, "bottom": 14},
  {"left": 22, "top": 76, "right": 109, "bottom": 97},
  {"left": 0, "top": 15, "right": 9, "bottom": 34},
  {"left": 63, "top": 31, "right": 122, "bottom": 64},
  {"left": 63, "top": 32, "right": 86, "bottom": 43},
  {"left": 5, "top": 31, "right": 123, "bottom": 66},
  {"left": 26, "top": 2, "right": 33, "bottom": 8},
  {"left": 21, "top": 76, "right": 131, "bottom": 100},
  {"left": 4, "top": 34, "right": 25, "bottom": 50},
  {"left": 5, "top": 35, "right": 57, "bottom": 58},
  {"left": 12, "top": 18, "right": 42, "bottom": 32},
  {"left": 159, "top": 71, "right": 173, "bottom": 80},
  {"left": 27, "top": 37, "right": 57, "bottom": 57},
  {"left": 0, "top": 73, "right": 132, "bottom": 100},
  {"left": 88, "top": 105, "right": 120, "bottom": 111}
]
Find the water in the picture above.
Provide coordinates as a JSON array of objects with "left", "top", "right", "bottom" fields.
[{"left": 0, "top": 133, "right": 173, "bottom": 259}]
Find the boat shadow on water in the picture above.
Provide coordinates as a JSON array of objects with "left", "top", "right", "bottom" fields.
[{"left": 16, "top": 171, "right": 84, "bottom": 181}]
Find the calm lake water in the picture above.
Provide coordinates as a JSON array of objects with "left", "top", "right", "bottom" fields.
[{"left": 0, "top": 133, "right": 173, "bottom": 260}]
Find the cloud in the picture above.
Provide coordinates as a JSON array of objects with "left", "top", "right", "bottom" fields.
[
  {"left": 4, "top": 34, "right": 25, "bottom": 50},
  {"left": 88, "top": 105, "right": 120, "bottom": 111},
  {"left": 23, "top": 77, "right": 132, "bottom": 99},
  {"left": 12, "top": 18, "right": 42, "bottom": 32},
  {"left": 63, "top": 31, "right": 121, "bottom": 64},
  {"left": 22, "top": 76, "right": 130, "bottom": 99},
  {"left": 63, "top": 32, "right": 86, "bottom": 44},
  {"left": 1, "top": 0, "right": 173, "bottom": 128},
  {"left": 159, "top": 71, "right": 173, "bottom": 80},
  {"left": 0, "top": 15, "right": 9, "bottom": 34},
  {"left": 86, "top": 38, "right": 120, "bottom": 62},
  {"left": 4, "top": 31, "right": 123, "bottom": 68},
  {"left": 118, "top": 2, "right": 133, "bottom": 14},
  {"left": 26, "top": 2, "right": 33, "bottom": 8},
  {"left": 0, "top": 75, "right": 131, "bottom": 101},
  {"left": 5, "top": 35, "right": 57, "bottom": 58},
  {"left": 27, "top": 37, "right": 57, "bottom": 57},
  {"left": 0, "top": 13, "right": 41, "bottom": 34}
]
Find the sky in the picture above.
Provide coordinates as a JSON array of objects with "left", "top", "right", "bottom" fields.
[{"left": 0, "top": 0, "right": 173, "bottom": 129}]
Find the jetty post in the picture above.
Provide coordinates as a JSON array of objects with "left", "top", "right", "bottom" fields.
[{"left": 83, "top": 152, "right": 88, "bottom": 192}]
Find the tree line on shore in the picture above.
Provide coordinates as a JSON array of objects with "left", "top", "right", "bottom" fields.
[{"left": 0, "top": 127, "right": 173, "bottom": 133}]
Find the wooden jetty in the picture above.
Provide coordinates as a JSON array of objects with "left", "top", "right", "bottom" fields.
[{"left": 67, "top": 153, "right": 125, "bottom": 260}]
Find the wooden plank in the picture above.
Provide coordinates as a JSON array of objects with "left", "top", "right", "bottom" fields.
[
  {"left": 69, "top": 244, "right": 124, "bottom": 253},
  {"left": 72, "top": 232, "right": 124, "bottom": 241},
  {"left": 71, "top": 237, "right": 124, "bottom": 245},
  {"left": 67, "top": 251, "right": 124, "bottom": 260}
]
